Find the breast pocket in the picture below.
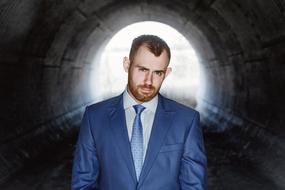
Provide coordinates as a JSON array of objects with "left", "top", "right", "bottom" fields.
[{"left": 159, "top": 143, "right": 184, "bottom": 153}]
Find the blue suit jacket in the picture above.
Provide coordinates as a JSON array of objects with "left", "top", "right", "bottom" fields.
[{"left": 72, "top": 93, "right": 207, "bottom": 190}]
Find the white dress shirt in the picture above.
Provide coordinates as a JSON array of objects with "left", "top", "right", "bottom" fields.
[{"left": 123, "top": 89, "right": 158, "bottom": 160}]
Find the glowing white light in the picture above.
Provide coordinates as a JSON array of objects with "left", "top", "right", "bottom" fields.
[{"left": 90, "top": 21, "right": 201, "bottom": 107}]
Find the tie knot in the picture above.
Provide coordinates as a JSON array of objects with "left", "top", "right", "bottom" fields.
[{"left": 133, "top": 104, "right": 145, "bottom": 115}]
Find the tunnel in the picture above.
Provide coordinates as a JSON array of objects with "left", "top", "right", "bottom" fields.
[{"left": 0, "top": 0, "right": 285, "bottom": 189}]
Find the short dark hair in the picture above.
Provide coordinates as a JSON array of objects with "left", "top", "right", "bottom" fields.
[{"left": 129, "top": 35, "right": 171, "bottom": 63}]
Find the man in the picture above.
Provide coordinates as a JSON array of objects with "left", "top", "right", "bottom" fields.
[{"left": 71, "top": 35, "right": 207, "bottom": 190}]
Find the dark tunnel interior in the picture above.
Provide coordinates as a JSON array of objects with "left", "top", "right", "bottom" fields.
[{"left": 0, "top": 0, "right": 285, "bottom": 189}]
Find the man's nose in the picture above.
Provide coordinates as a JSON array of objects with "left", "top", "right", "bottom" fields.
[{"left": 145, "top": 72, "right": 153, "bottom": 85}]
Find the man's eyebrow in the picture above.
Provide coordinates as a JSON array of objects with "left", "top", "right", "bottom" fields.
[
  {"left": 154, "top": 70, "right": 165, "bottom": 73},
  {"left": 152, "top": 69, "right": 166, "bottom": 74},
  {"left": 136, "top": 65, "right": 150, "bottom": 70},
  {"left": 135, "top": 65, "right": 165, "bottom": 73}
]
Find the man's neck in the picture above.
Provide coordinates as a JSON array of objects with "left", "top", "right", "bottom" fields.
[{"left": 127, "top": 87, "right": 143, "bottom": 104}]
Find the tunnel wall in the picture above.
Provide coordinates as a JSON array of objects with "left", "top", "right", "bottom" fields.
[
  {"left": 0, "top": 0, "right": 89, "bottom": 183},
  {"left": 0, "top": 0, "right": 285, "bottom": 188}
]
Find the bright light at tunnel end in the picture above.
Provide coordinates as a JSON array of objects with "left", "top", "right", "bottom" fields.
[{"left": 90, "top": 21, "right": 203, "bottom": 108}]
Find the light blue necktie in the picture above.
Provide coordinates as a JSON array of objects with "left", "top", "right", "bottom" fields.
[{"left": 131, "top": 104, "right": 145, "bottom": 181}]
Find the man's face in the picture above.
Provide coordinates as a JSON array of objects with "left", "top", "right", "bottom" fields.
[{"left": 123, "top": 45, "right": 172, "bottom": 103}]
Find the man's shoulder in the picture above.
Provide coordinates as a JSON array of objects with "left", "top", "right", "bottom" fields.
[
  {"left": 160, "top": 94, "right": 199, "bottom": 115},
  {"left": 86, "top": 94, "right": 122, "bottom": 113}
]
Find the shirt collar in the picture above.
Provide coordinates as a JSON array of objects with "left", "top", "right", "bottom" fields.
[{"left": 123, "top": 88, "right": 158, "bottom": 113}]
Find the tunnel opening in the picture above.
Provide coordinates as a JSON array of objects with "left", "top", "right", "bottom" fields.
[{"left": 89, "top": 21, "right": 204, "bottom": 109}]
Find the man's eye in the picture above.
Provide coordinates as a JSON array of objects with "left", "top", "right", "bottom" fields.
[
  {"left": 139, "top": 68, "right": 147, "bottom": 72},
  {"left": 154, "top": 71, "right": 163, "bottom": 76}
]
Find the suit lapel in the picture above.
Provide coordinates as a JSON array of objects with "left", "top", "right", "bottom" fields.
[
  {"left": 138, "top": 95, "right": 174, "bottom": 187},
  {"left": 108, "top": 95, "right": 137, "bottom": 183}
]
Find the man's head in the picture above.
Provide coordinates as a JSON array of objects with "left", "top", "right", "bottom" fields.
[{"left": 123, "top": 35, "right": 172, "bottom": 103}]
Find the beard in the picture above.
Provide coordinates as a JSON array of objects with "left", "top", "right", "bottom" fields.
[{"left": 128, "top": 83, "right": 159, "bottom": 102}]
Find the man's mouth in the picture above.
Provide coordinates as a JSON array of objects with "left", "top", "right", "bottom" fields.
[{"left": 139, "top": 86, "right": 154, "bottom": 93}]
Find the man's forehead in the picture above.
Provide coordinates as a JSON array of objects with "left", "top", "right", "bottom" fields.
[{"left": 132, "top": 61, "right": 168, "bottom": 71}]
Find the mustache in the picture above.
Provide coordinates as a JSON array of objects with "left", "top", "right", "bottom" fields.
[{"left": 138, "top": 84, "right": 155, "bottom": 90}]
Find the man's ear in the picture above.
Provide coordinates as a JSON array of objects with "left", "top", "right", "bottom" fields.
[
  {"left": 165, "top": 67, "right": 172, "bottom": 78},
  {"left": 123, "top": 57, "right": 130, "bottom": 73}
]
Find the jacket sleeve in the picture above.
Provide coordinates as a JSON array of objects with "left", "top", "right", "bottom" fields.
[
  {"left": 71, "top": 107, "right": 99, "bottom": 190},
  {"left": 179, "top": 112, "right": 207, "bottom": 190}
]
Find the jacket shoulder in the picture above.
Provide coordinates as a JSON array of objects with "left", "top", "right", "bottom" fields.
[
  {"left": 160, "top": 94, "right": 199, "bottom": 116},
  {"left": 86, "top": 94, "right": 122, "bottom": 113}
]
